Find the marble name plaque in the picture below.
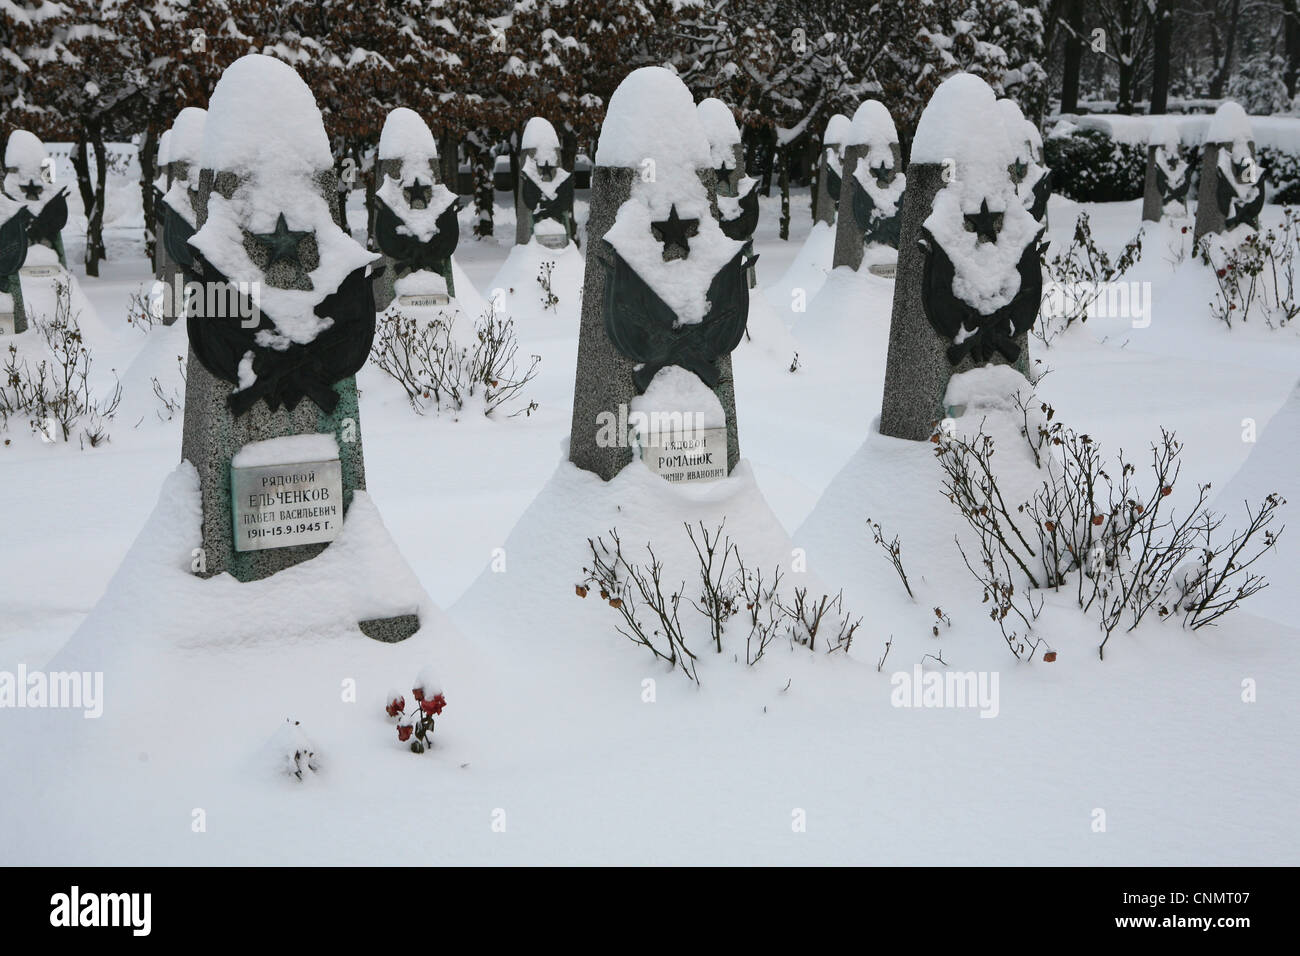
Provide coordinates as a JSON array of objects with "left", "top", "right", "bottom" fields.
[
  {"left": 639, "top": 426, "right": 728, "bottom": 484},
  {"left": 231, "top": 457, "right": 343, "bottom": 552}
]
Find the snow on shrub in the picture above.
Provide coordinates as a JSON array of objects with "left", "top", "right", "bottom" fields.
[
  {"left": 577, "top": 521, "right": 861, "bottom": 682},
  {"left": 934, "top": 382, "right": 1285, "bottom": 660}
]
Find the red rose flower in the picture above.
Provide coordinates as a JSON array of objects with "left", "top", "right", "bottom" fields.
[
  {"left": 397, "top": 724, "right": 414, "bottom": 742},
  {"left": 429, "top": 693, "right": 446, "bottom": 716},
  {"left": 412, "top": 686, "right": 426, "bottom": 702},
  {"left": 385, "top": 696, "right": 405, "bottom": 717}
]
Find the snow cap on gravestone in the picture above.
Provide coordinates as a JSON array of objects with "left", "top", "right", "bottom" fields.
[
  {"left": 911, "top": 72, "right": 1017, "bottom": 176},
  {"left": 4, "top": 130, "right": 47, "bottom": 179},
  {"left": 596, "top": 66, "right": 711, "bottom": 195},
  {"left": 379, "top": 107, "right": 439, "bottom": 168},
  {"left": 1206, "top": 100, "right": 1253, "bottom": 148},
  {"left": 696, "top": 97, "right": 742, "bottom": 170},
  {"left": 190, "top": 53, "right": 375, "bottom": 349},
  {"left": 823, "top": 113, "right": 851, "bottom": 151},
  {"left": 156, "top": 129, "right": 173, "bottom": 169},
  {"left": 598, "top": 67, "right": 742, "bottom": 325},
  {"left": 521, "top": 116, "right": 561, "bottom": 166},
  {"left": 995, "top": 99, "right": 1034, "bottom": 165},
  {"left": 168, "top": 108, "right": 207, "bottom": 167},
  {"left": 845, "top": 99, "right": 899, "bottom": 155}
]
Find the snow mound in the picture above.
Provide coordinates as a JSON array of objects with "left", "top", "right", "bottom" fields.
[
  {"left": 487, "top": 237, "right": 584, "bottom": 324},
  {"left": 201, "top": 54, "right": 333, "bottom": 178},
  {"left": 454, "top": 454, "right": 826, "bottom": 654},
  {"left": 632, "top": 365, "right": 727, "bottom": 428},
  {"left": 766, "top": 220, "right": 837, "bottom": 320},
  {"left": 911, "top": 73, "right": 1010, "bottom": 168},
  {"left": 1206, "top": 100, "right": 1253, "bottom": 145},
  {"left": 595, "top": 67, "right": 710, "bottom": 172},
  {"left": 944, "top": 364, "right": 1034, "bottom": 412},
  {"left": 51, "top": 463, "right": 432, "bottom": 660},
  {"left": 378, "top": 107, "right": 439, "bottom": 162}
]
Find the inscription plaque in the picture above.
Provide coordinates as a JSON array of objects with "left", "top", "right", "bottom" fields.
[
  {"left": 638, "top": 426, "right": 728, "bottom": 484},
  {"left": 231, "top": 457, "right": 343, "bottom": 552}
]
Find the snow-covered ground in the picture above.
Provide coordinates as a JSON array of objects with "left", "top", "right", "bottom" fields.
[{"left": 2, "top": 169, "right": 1298, "bottom": 865}]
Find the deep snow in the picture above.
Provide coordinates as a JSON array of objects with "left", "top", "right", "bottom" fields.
[{"left": 1, "top": 150, "right": 1299, "bottom": 864}]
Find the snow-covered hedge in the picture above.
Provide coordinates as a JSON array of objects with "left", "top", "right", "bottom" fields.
[
  {"left": 1044, "top": 126, "right": 1151, "bottom": 202},
  {"left": 1046, "top": 115, "right": 1300, "bottom": 204}
]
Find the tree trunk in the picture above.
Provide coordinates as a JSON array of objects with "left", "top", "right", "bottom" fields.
[
  {"left": 474, "top": 140, "right": 493, "bottom": 239},
  {"left": 1283, "top": 0, "right": 1300, "bottom": 97},
  {"left": 1209, "top": 0, "right": 1242, "bottom": 98},
  {"left": 71, "top": 124, "right": 107, "bottom": 277},
  {"left": 1117, "top": 53, "right": 1135, "bottom": 114},
  {"left": 1060, "top": 0, "right": 1084, "bottom": 112},
  {"left": 1149, "top": 0, "right": 1174, "bottom": 113},
  {"left": 778, "top": 146, "right": 790, "bottom": 241},
  {"left": 87, "top": 133, "right": 107, "bottom": 277},
  {"left": 139, "top": 125, "right": 158, "bottom": 262}
]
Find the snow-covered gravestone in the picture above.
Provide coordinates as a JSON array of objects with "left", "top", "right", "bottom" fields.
[
  {"left": 3, "top": 130, "right": 68, "bottom": 276},
  {"left": 372, "top": 107, "right": 459, "bottom": 313},
  {"left": 1193, "top": 101, "right": 1265, "bottom": 245},
  {"left": 178, "top": 56, "right": 417, "bottom": 641},
  {"left": 515, "top": 117, "right": 575, "bottom": 249},
  {"left": 155, "top": 108, "right": 206, "bottom": 325},
  {"left": 998, "top": 98, "right": 1051, "bottom": 227},
  {"left": 569, "top": 67, "right": 751, "bottom": 482},
  {"left": 812, "top": 113, "right": 850, "bottom": 227},
  {"left": 879, "top": 73, "right": 1044, "bottom": 442},
  {"left": 698, "top": 98, "right": 759, "bottom": 288},
  {"left": 0, "top": 192, "right": 30, "bottom": 335},
  {"left": 832, "top": 100, "right": 906, "bottom": 275},
  {"left": 152, "top": 129, "right": 172, "bottom": 280},
  {"left": 1142, "top": 119, "right": 1191, "bottom": 223}
]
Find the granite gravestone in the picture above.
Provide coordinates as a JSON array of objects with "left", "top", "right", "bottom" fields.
[
  {"left": 879, "top": 73, "right": 1044, "bottom": 442},
  {"left": 569, "top": 67, "right": 750, "bottom": 483},
  {"left": 371, "top": 107, "right": 459, "bottom": 313},
  {"left": 155, "top": 108, "right": 207, "bottom": 326},
  {"left": 1193, "top": 101, "right": 1265, "bottom": 245},
  {"left": 698, "top": 98, "right": 759, "bottom": 288},
  {"left": 1141, "top": 119, "right": 1191, "bottom": 223},
  {"left": 515, "top": 117, "right": 575, "bottom": 249},
  {"left": 998, "top": 98, "right": 1051, "bottom": 227},
  {"left": 832, "top": 100, "right": 906, "bottom": 273},
  {"left": 3, "top": 130, "right": 68, "bottom": 275},
  {"left": 812, "top": 113, "right": 850, "bottom": 227},
  {"left": 178, "top": 55, "right": 417, "bottom": 642},
  {"left": 0, "top": 192, "right": 29, "bottom": 335}
]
